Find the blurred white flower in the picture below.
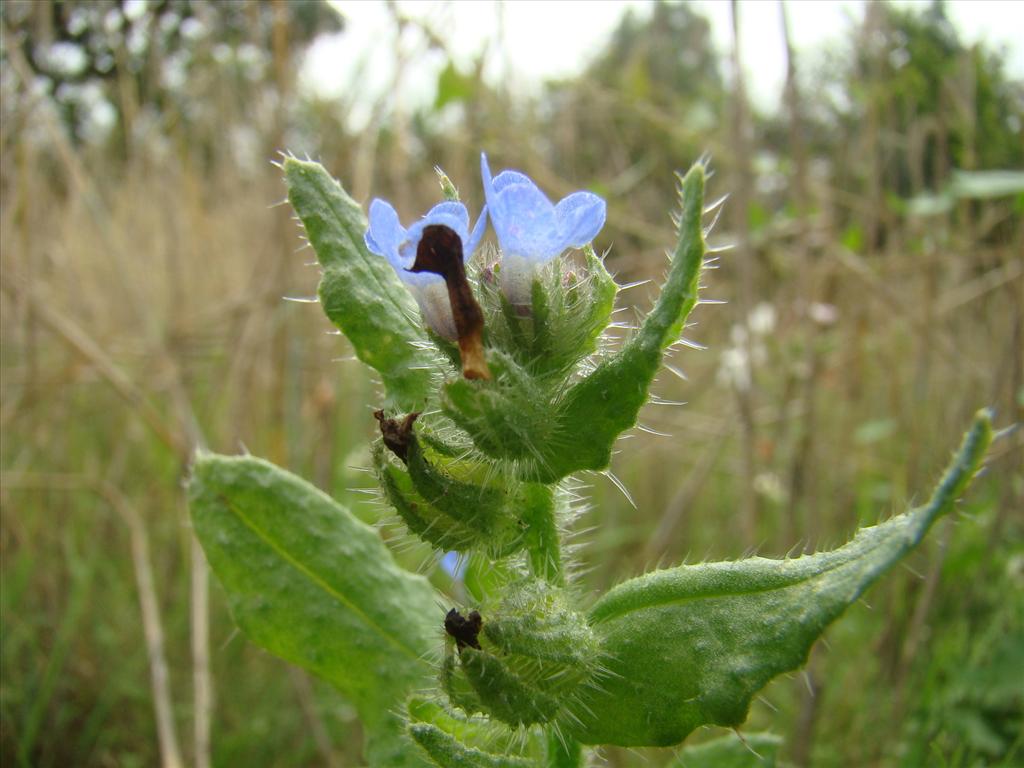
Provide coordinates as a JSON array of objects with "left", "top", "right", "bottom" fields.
[
  {"left": 718, "top": 305, "right": 773, "bottom": 391},
  {"left": 718, "top": 346, "right": 753, "bottom": 391},
  {"left": 754, "top": 472, "right": 787, "bottom": 504},
  {"left": 730, "top": 323, "right": 749, "bottom": 348},
  {"left": 808, "top": 302, "right": 839, "bottom": 326},
  {"left": 748, "top": 302, "right": 777, "bottom": 336}
]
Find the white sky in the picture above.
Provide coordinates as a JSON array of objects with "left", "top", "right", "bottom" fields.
[{"left": 302, "top": 0, "right": 1024, "bottom": 126}]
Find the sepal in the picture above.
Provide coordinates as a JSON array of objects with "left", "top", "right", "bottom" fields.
[
  {"left": 442, "top": 581, "right": 602, "bottom": 729},
  {"left": 374, "top": 440, "right": 528, "bottom": 558},
  {"left": 441, "top": 350, "right": 553, "bottom": 463},
  {"left": 478, "top": 247, "right": 617, "bottom": 378}
]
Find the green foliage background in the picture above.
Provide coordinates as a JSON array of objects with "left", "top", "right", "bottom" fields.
[{"left": 1, "top": 1, "right": 1021, "bottom": 766}]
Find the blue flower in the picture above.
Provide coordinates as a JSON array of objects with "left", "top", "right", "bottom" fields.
[
  {"left": 439, "top": 550, "right": 465, "bottom": 579},
  {"left": 365, "top": 199, "right": 487, "bottom": 339},
  {"left": 481, "top": 153, "right": 606, "bottom": 304}
]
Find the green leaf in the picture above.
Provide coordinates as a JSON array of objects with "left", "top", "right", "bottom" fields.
[
  {"left": 434, "top": 62, "right": 476, "bottom": 110},
  {"left": 569, "top": 411, "right": 993, "bottom": 746},
  {"left": 409, "top": 723, "right": 532, "bottom": 768},
  {"left": 533, "top": 162, "right": 707, "bottom": 482},
  {"left": 668, "top": 732, "right": 783, "bottom": 767},
  {"left": 188, "top": 452, "right": 438, "bottom": 766},
  {"left": 283, "top": 157, "right": 434, "bottom": 410}
]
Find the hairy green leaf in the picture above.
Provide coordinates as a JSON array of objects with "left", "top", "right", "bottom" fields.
[
  {"left": 534, "top": 164, "right": 706, "bottom": 482},
  {"left": 569, "top": 411, "right": 992, "bottom": 746},
  {"left": 283, "top": 157, "right": 434, "bottom": 409},
  {"left": 409, "top": 723, "right": 533, "bottom": 768},
  {"left": 668, "top": 732, "right": 783, "bottom": 767},
  {"left": 188, "top": 453, "right": 438, "bottom": 767}
]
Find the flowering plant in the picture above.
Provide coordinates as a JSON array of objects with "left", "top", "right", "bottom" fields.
[{"left": 188, "top": 153, "right": 994, "bottom": 767}]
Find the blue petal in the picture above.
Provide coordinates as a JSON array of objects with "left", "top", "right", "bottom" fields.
[
  {"left": 465, "top": 205, "right": 487, "bottom": 257},
  {"left": 555, "top": 191, "right": 606, "bottom": 250},
  {"left": 481, "top": 154, "right": 524, "bottom": 232},
  {"left": 365, "top": 199, "right": 405, "bottom": 260},
  {"left": 494, "top": 182, "right": 562, "bottom": 261},
  {"left": 439, "top": 551, "right": 464, "bottom": 579},
  {"left": 424, "top": 201, "right": 470, "bottom": 231},
  {"left": 484, "top": 152, "right": 601, "bottom": 263},
  {"left": 492, "top": 169, "right": 536, "bottom": 195},
  {"left": 403, "top": 211, "right": 472, "bottom": 263},
  {"left": 364, "top": 199, "right": 433, "bottom": 288},
  {"left": 481, "top": 152, "right": 498, "bottom": 216},
  {"left": 365, "top": 198, "right": 412, "bottom": 283}
]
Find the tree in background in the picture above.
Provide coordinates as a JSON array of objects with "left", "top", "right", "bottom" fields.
[
  {"left": 541, "top": 3, "right": 726, "bottom": 265},
  {"left": 1, "top": 0, "right": 341, "bottom": 161},
  {"left": 815, "top": 0, "right": 1023, "bottom": 247}
]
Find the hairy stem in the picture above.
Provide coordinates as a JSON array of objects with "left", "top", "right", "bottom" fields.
[
  {"left": 545, "top": 730, "right": 583, "bottom": 768},
  {"left": 522, "top": 485, "right": 563, "bottom": 586}
]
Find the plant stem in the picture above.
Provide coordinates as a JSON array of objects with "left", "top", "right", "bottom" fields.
[
  {"left": 545, "top": 729, "right": 583, "bottom": 768},
  {"left": 523, "top": 484, "right": 564, "bottom": 586}
]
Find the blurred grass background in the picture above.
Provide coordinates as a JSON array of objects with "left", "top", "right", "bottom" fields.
[{"left": 1, "top": 1, "right": 1021, "bottom": 766}]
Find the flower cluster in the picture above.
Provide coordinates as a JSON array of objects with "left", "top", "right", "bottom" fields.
[{"left": 364, "top": 153, "right": 606, "bottom": 337}]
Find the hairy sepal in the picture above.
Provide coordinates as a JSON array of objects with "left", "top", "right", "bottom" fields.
[
  {"left": 406, "top": 697, "right": 538, "bottom": 765},
  {"left": 443, "top": 581, "right": 602, "bottom": 729},
  {"left": 567, "top": 412, "right": 993, "bottom": 746},
  {"left": 374, "top": 443, "right": 529, "bottom": 558},
  {"left": 480, "top": 250, "right": 618, "bottom": 379},
  {"left": 408, "top": 722, "right": 534, "bottom": 768},
  {"left": 442, "top": 349, "right": 554, "bottom": 462}
]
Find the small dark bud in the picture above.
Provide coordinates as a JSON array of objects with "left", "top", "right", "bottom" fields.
[
  {"left": 374, "top": 410, "right": 419, "bottom": 462},
  {"left": 444, "top": 608, "right": 483, "bottom": 651}
]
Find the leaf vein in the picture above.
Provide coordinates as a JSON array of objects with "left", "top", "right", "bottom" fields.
[{"left": 217, "top": 492, "right": 429, "bottom": 664}]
